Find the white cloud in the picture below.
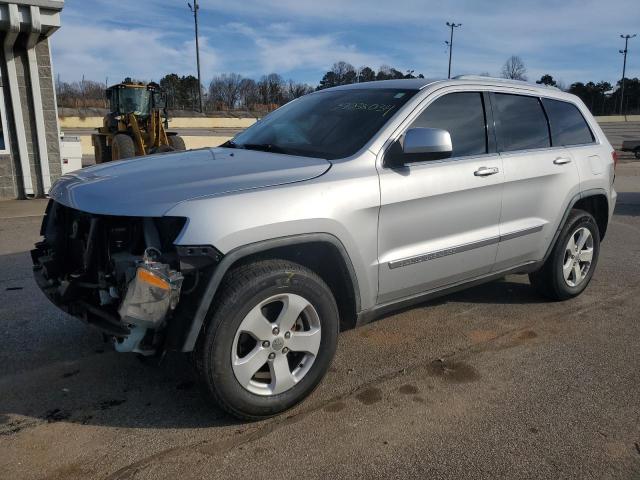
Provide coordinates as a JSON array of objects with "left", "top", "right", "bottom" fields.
[
  {"left": 51, "top": 22, "right": 218, "bottom": 84},
  {"left": 226, "top": 22, "right": 391, "bottom": 75}
]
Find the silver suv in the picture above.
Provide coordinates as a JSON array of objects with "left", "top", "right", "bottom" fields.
[{"left": 32, "top": 77, "right": 617, "bottom": 419}]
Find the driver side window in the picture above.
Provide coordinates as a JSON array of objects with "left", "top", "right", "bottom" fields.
[{"left": 410, "top": 92, "right": 488, "bottom": 158}]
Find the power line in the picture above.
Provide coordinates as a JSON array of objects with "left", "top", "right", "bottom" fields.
[{"left": 445, "top": 22, "right": 462, "bottom": 79}]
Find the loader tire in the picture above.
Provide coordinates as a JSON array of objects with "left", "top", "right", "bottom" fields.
[
  {"left": 93, "top": 136, "right": 111, "bottom": 164},
  {"left": 168, "top": 135, "right": 186, "bottom": 151},
  {"left": 112, "top": 134, "right": 136, "bottom": 160}
]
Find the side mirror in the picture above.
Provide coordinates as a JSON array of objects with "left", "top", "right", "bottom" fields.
[
  {"left": 403, "top": 127, "right": 452, "bottom": 156},
  {"left": 384, "top": 127, "right": 453, "bottom": 168}
]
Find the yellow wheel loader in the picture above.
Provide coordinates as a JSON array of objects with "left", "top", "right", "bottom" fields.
[{"left": 91, "top": 80, "right": 186, "bottom": 163}]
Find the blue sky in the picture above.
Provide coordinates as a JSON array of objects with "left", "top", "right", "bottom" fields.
[{"left": 52, "top": 0, "right": 639, "bottom": 88}]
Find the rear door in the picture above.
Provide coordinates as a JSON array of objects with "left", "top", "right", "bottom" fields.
[
  {"left": 491, "top": 92, "right": 581, "bottom": 271},
  {"left": 377, "top": 91, "right": 503, "bottom": 304},
  {"left": 541, "top": 97, "right": 601, "bottom": 192}
]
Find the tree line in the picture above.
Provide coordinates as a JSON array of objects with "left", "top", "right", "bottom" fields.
[
  {"left": 500, "top": 55, "right": 640, "bottom": 115},
  {"left": 55, "top": 56, "right": 640, "bottom": 116}
]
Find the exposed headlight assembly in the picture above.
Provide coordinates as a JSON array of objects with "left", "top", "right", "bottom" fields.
[{"left": 118, "top": 248, "right": 184, "bottom": 329}]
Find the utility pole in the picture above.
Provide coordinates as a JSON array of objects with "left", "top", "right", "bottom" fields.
[
  {"left": 619, "top": 34, "right": 636, "bottom": 115},
  {"left": 446, "top": 22, "right": 461, "bottom": 79},
  {"left": 188, "top": 1, "right": 203, "bottom": 112}
]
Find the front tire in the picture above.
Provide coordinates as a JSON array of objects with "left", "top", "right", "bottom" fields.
[
  {"left": 111, "top": 134, "right": 136, "bottom": 160},
  {"left": 195, "top": 259, "right": 339, "bottom": 420},
  {"left": 529, "top": 209, "right": 600, "bottom": 300}
]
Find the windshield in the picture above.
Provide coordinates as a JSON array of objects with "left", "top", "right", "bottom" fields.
[
  {"left": 230, "top": 88, "right": 418, "bottom": 159},
  {"left": 117, "top": 88, "right": 152, "bottom": 116}
]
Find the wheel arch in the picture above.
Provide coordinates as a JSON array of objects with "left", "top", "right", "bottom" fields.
[
  {"left": 541, "top": 188, "right": 610, "bottom": 265},
  {"left": 179, "top": 233, "right": 361, "bottom": 352},
  {"left": 572, "top": 192, "right": 609, "bottom": 240}
]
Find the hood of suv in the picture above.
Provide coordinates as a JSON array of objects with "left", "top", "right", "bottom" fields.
[{"left": 49, "top": 148, "right": 331, "bottom": 216}]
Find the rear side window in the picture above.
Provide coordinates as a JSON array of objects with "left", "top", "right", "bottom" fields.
[
  {"left": 410, "top": 92, "right": 487, "bottom": 157},
  {"left": 493, "top": 93, "right": 550, "bottom": 152},
  {"left": 542, "top": 98, "right": 594, "bottom": 146}
]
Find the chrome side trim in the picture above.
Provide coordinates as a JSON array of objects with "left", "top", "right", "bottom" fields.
[
  {"left": 387, "top": 225, "right": 544, "bottom": 269},
  {"left": 388, "top": 236, "right": 499, "bottom": 269},
  {"left": 499, "top": 224, "right": 544, "bottom": 242}
]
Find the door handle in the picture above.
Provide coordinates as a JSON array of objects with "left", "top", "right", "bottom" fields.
[
  {"left": 553, "top": 157, "right": 572, "bottom": 165},
  {"left": 474, "top": 166, "right": 499, "bottom": 177}
]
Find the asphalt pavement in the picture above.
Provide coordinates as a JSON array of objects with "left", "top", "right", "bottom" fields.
[{"left": 0, "top": 163, "right": 639, "bottom": 479}]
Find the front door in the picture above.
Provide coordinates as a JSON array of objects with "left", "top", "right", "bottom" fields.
[{"left": 377, "top": 91, "right": 504, "bottom": 304}]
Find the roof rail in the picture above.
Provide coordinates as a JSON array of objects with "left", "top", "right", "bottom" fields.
[{"left": 453, "top": 75, "right": 560, "bottom": 91}]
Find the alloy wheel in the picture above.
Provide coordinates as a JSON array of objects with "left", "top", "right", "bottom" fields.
[
  {"left": 562, "top": 226, "right": 594, "bottom": 287},
  {"left": 231, "top": 293, "right": 321, "bottom": 396}
]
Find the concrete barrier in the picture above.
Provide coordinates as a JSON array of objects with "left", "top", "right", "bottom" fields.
[
  {"left": 169, "top": 117, "right": 256, "bottom": 129},
  {"left": 60, "top": 116, "right": 257, "bottom": 129},
  {"left": 595, "top": 115, "right": 640, "bottom": 122},
  {"left": 60, "top": 117, "right": 104, "bottom": 129},
  {"left": 78, "top": 135, "right": 232, "bottom": 155}
]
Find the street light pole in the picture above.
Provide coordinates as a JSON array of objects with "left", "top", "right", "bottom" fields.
[
  {"left": 619, "top": 34, "right": 636, "bottom": 115},
  {"left": 188, "top": 0, "right": 203, "bottom": 112},
  {"left": 446, "top": 22, "right": 462, "bottom": 79}
]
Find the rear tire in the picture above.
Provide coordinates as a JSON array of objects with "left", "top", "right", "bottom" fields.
[
  {"left": 93, "top": 136, "right": 111, "bottom": 164},
  {"left": 111, "top": 134, "right": 136, "bottom": 160},
  {"left": 168, "top": 135, "right": 186, "bottom": 151},
  {"left": 529, "top": 209, "right": 600, "bottom": 300},
  {"left": 194, "top": 259, "right": 339, "bottom": 420}
]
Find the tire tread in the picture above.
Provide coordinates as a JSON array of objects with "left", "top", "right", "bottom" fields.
[
  {"left": 194, "top": 259, "right": 336, "bottom": 420},
  {"left": 529, "top": 208, "right": 599, "bottom": 301}
]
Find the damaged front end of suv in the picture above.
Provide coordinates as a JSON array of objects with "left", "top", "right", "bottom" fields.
[{"left": 31, "top": 201, "right": 218, "bottom": 355}]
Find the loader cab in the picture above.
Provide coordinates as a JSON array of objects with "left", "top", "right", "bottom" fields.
[{"left": 106, "top": 82, "right": 164, "bottom": 118}]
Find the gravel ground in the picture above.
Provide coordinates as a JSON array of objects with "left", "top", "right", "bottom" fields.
[{"left": 0, "top": 163, "right": 639, "bottom": 480}]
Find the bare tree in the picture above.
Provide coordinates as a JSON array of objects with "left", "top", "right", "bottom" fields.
[
  {"left": 238, "top": 78, "right": 259, "bottom": 110},
  {"left": 501, "top": 56, "right": 527, "bottom": 80},
  {"left": 56, "top": 79, "right": 106, "bottom": 108},
  {"left": 376, "top": 65, "right": 404, "bottom": 80},
  {"left": 332, "top": 61, "right": 356, "bottom": 84},
  {"left": 209, "top": 73, "right": 243, "bottom": 110},
  {"left": 286, "top": 80, "right": 313, "bottom": 101},
  {"left": 258, "top": 73, "right": 285, "bottom": 107}
]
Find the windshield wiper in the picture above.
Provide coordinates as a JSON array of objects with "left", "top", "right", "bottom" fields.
[
  {"left": 220, "top": 140, "right": 238, "bottom": 148},
  {"left": 241, "top": 143, "right": 289, "bottom": 154}
]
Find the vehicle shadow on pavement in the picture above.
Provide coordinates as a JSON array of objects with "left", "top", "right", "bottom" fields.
[
  {"left": 442, "top": 278, "right": 545, "bottom": 305},
  {"left": 0, "top": 349, "right": 247, "bottom": 433},
  {"left": 363, "top": 277, "right": 547, "bottom": 332}
]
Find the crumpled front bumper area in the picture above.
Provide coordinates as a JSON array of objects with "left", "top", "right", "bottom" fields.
[{"left": 31, "top": 201, "right": 186, "bottom": 354}]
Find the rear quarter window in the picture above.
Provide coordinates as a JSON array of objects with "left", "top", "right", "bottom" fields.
[
  {"left": 541, "top": 98, "right": 594, "bottom": 146},
  {"left": 493, "top": 93, "right": 550, "bottom": 152}
]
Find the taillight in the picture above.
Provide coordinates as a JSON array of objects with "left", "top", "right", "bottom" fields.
[{"left": 612, "top": 150, "right": 618, "bottom": 170}]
